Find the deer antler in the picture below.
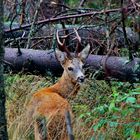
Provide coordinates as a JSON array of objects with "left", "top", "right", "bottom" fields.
[
  {"left": 56, "top": 30, "right": 71, "bottom": 58},
  {"left": 56, "top": 30, "right": 65, "bottom": 46},
  {"left": 74, "top": 28, "right": 82, "bottom": 56}
]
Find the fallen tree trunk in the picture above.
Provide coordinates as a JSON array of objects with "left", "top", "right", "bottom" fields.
[{"left": 4, "top": 48, "right": 140, "bottom": 82}]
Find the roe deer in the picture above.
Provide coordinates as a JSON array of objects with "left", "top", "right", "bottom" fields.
[{"left": 27, "top": 29, "right": 90, "bottom": 140}]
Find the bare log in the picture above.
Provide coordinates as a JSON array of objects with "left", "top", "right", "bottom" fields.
[{"left": 4, "top": 48, "right": 140, "bottom": 82}]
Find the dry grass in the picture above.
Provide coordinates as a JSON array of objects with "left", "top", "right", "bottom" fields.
[
  {"left": 5, "top": 74, "right": 53, "bottom": 140},
  {"left": 5, "top": 74, "right": 140, "bottom": 140},
  {"left": 5, "top": 74, "right": 100, "bottom": 140}
]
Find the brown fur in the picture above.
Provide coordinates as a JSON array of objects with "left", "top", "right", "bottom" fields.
[
  {"left": 27, "top": 44, "right": 90, "bottom": 140},
  {"left": 27, "top": 69, "right": 78, "bottom": 140}
]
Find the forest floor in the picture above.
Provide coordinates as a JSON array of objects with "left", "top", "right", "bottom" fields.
[{"left": 5, "top": 74, "right": 140, "bottom": 140}]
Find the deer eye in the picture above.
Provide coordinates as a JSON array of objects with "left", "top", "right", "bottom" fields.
[{"left": 68, "top": 67, "right": 73, "bottom": 71}]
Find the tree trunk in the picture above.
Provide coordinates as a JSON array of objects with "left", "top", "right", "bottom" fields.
[
  {"left": 0, "top": 0, "right": 8, "bottom": 139},
  {"left": 4, "top": 48, "right": 140, "bottom": 83}
]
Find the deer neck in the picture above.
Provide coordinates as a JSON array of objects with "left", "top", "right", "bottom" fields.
[{"left": 48, "top": 70, "right": 80, "bottom": 99}]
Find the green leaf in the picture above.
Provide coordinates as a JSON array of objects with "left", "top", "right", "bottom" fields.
[
  {"left": 79, "top": 114, "right": 85, "bottom": 119},
  {"left": 124, "top": 127, "right": 135, "bottom": 137},
  {"left": 109, "top": 121, "right": 118, "bottom": 127},
  {"left": 109, "top": 102, "right": 115, "bottom": 112},
  {"left": 131, "top": 104, "right": 140, "bottom": 108},
  {"left": 134, "top": 133, "right": 140, "bottom": 139},
  {"left": 93, "top": 119, "right": 107, "bottom": 131},
  {"left": 97, "top": 106, "right": 105, "bottom": 114},
  {"left": 130, "top": 92, "right": 140, "bottom": 95},
  {"left": 126, "top": 97, "right": 136, "bottom": 104}
]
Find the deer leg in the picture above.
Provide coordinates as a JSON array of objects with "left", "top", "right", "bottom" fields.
[
  {"left": 34, "top": 116, "right": 47, "bottom": 140},
  {"left": 65, "top": 111, "right": 74, "bottom": 140}
]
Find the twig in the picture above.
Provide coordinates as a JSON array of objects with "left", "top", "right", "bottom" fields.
[
  {"left": 26, "top": 0, "right": 42, "bottom": 49},
  {"left": 4, "top": 7, "right": 135, "bottom": 33},
  {"left": 10, "top": 13, "right": 22, "bottom": 55},
  {"left": 72, "top": 0, "right": 86, "bottom": 24},
  {"left": 121, "top": 0, "right": 133, "bottom": 60},
  {"left": 20, "top": 0, "right": 27, "bottom": 25},
  {"left": 79, "top": 0, "right": 86, "bottom": 7}
]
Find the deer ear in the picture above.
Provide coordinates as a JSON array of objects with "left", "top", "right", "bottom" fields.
[
  {"left": 55, "top": 49, "right": 67, "bottom": 64},
  {"left": 79, "top": 44, "right": 90, "bottom": 62}
]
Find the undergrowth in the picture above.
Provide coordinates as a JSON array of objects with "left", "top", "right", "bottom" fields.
[{"left": 5, "top": 74, "right": 140, "bottom": 140}]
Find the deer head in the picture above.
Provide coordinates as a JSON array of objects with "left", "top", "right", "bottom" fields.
[{"left": 55, "top": 29, "right": 90, "bottom": 84}]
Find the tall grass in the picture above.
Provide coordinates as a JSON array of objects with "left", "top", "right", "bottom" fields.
[
  {"left": 5, "top": 74, "right": 52, "bottom": 140},
  {"left": 5, "top": 74, "right": 140, "bottom": 140}
]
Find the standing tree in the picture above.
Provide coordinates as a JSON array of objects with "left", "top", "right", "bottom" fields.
[{"left": 0, "top": 0, "right": 8, "bottom": 139}]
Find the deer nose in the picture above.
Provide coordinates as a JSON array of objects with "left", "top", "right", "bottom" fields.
[{"left": 77, "top": 76, "right": 85, "bottom": 83}]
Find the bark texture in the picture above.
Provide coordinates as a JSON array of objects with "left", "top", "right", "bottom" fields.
[{"left": 4, "top": 48, "right": 140, "bottom": 83}]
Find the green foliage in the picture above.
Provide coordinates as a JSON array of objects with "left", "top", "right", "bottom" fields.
[
  {"left": 86, "top": 0, "right": 105, "bottom": 9},
  {"left": 65, "top": 0, "right": 120, "bottom": 9},
  {"left": 73, "top": 80, "right": 140, "bottom": 139},
  {"left": 65, "top": 0, "right": 79, "bottom": 7}
]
